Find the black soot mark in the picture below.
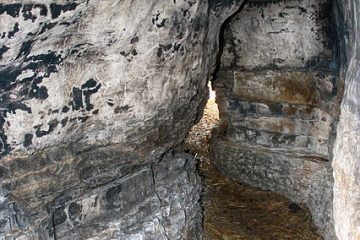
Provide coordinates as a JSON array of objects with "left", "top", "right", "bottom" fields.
[
  {"left": 0, "top": 4, "right": 22, "bottom": 18},
  {"left": 23, "top": 133, "right": 33, "bottom": 147},
  {"left": 35, "top": 119, "right": 59, "bottom": 138},
  {"left": 70, "top": 79, "right": 101, "bottom": 112},
  {"left": 50, "top": 3, "right": 78, "bottom": 19}
]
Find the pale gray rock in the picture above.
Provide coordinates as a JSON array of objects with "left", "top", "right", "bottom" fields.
[
  {"left": 332, "top": 0, "right": 360, "bottom": 239},
  {"left": 0, "top": 0, "right": 244, "bottom": 239}
]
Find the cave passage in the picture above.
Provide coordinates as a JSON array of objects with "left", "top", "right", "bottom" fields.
[
  {"left": 183, "top": 83, "right": 323, "bottom": 239},
  {"left": 198, "top": 0, "right": 343, "bottom": 238}
]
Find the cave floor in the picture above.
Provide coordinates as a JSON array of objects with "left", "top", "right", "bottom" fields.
[{"left": 183, "top": 96, "right": 323, "bottom": 240}]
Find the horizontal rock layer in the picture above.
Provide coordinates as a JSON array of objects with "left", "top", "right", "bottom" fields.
[
  {"left": 1, "top": 151, "right": 202, "bottom": 239},
  {"left": 0, "top": 0, "right": 245, "bottom": 238},
  {"left": 211, "top": 0, "right": 342, "bottom": 239}
]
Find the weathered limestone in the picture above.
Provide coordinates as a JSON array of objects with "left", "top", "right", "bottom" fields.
[
  {"left": 211, "top": 0, "right": 342, "bottom": 238},
  {"left": 332, "top": 0, "right": 360, "bottom": 239},
  {"left": 0, "top": 0, "right": 244, "bottom": 238}
]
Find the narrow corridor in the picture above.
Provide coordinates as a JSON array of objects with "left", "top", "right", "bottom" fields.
[{"left": 184, "top": 85, "right": 322, "bottom": 240}]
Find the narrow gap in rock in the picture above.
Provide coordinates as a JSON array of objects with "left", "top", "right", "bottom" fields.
[{"left": 183, "top": 82, "right": 322, "bottom": 239}]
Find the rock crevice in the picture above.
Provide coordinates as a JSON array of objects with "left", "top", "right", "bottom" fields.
[{"left": 211, "top": 0, "right": 342, "bottom": 239}]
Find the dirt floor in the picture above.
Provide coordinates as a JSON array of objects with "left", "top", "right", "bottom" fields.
[{"left": 183, "top": 88, "right": 323, "bottom": 240}]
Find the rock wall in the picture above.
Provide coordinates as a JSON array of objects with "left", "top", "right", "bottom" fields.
[
  {"left": 0, "top": 0, "right": 244, "bottom": 238},
  {"left": 211, "top": 0, "right": 342, "bottom": 238},
  {"left": 332, "top": 0, "right": 360, "bottom": 239}
]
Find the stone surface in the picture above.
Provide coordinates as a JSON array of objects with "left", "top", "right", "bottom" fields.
[
  {"left": 0, "top": 0, "right": 245, "bottom": 238},
  {"left": 211, "top": 0, "right": 342, "bottom": 239},
  {"left": 1, "top": 151, "right": 202, "bottom": 239},
  {"left": 221, "top": 0, "right": 337, "bottom": 70},
  {"left": 332, "top": 0, "right": 360, "bottom": 239},
  {"left": 211, "top": 136, "right": 334, "bottom": 237},
  {"left": 1, "top": 0, "right": 359, "bottom": 239}
]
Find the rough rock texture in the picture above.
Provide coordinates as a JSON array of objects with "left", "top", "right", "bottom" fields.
[
  {"left": 0, "top": 0, "right": 244, "bottom": 238},
  {"left": 332, "top": 0, "right": 360, "bottom": 239},
  {"left": 211, "top": 0, "right": 342, "bottom": 239}
]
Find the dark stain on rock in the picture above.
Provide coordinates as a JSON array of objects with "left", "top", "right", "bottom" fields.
[
  {"left": 28, "top": 51, "right": 62, "bottom": 65},
  {"left": 130, "top": 36, "right": 139, "bottom": 44},
  {"left": 114, "top": 105, "right": 130, "bottom": 114},
  {"left": 68, "top": 202, "right": 82, "bottom": 220},
  {"left": 5, "top": 102, "right": 32, "bottom": 114},
  {"left": 35, "top": 119, "right": 59, "bottom": 137},
  {"left": 120, "top": 51, "right": 130, "bottom": 57},
  {"left": 71, "top": 87, "right": 83, "bottom": 110},
  {"left": 0, "top": 51, "right": 63, "bottom": 102},
  {"left": 59, "top": 22, "right": 71, "bottom": 27},
  {"left": 298, "top": 7, "right": 307, "bottom": 14},
  {"left": 81, "top": 78, "right": 97, "bottom": 89},
  {"left": 81, "top": 78, "right": 101, "bottom": 111},
  {"left": 273, "top": 58, "right": 285, "bottom": 64},
  {"left": 152, "top": 12, "right": 160, "bottom": 25},
  {"left": 16, "top": 40, "right": 34, "bottom": 59},
  {"left": 0, "top": 4, "right": 22, "bottom": 18},
  {"left": 181, "top": 8, "right": 189, "bottom": 17},
  {"left": 62, "top": 106, "right": 70, "bottom": 113},
  {"left": 29, "top": 85, "right": 49, "bottom": 100},
  {"left": 23, "top": 133, "right": 33, "bottom": 147},
  {"left": 35, "top": 4, "right": 48, "bottom": 16},
  {"left": 69, "top": 117, "right": 77, "bottom": 123},
  {"left": 53, "top": 206, "right": 67, "bottom": 225},
  {"left": 161, "top": 44, "right": 173, "bottom": 51},
  {"left": 173, "top": 43, "right": 181, "bottom": 52},
  {"left": 60, "top": 117, "right": 68, "bottom": 127},
  {"left": 78, "top": 116, "right": 89, "bottom": 123},
  {"left": 156, "top": 43, "right": 173, "bottom": 59},
  {"left": 38, "top": 22, "right": 57, "bottom": 35},
  {"left": 8, "top": 23, "right": 19, "bottom": 38},
  {"left": 157, "top": 47, "right": 163, "bottom": 58},
  {"left": 50, "top": 3, "right": 78, "bottom": 19},
  {"left": 61, "top": 3, "right": 78, "bottom": 13},
  {"left": 0, "top": 45, "right": 9, "bottom": 60},
  {"left": 131, "top": 49, "right": 138, "bottom": 56},
  {"left": 22, "top": 4, "right": 37, "bottom": 22},
  {"left": 156, "top": 19, "right": 166, "bottom": 28},
  {"left": 279, "top": 12, "right": 288, "bottom": 18}
]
